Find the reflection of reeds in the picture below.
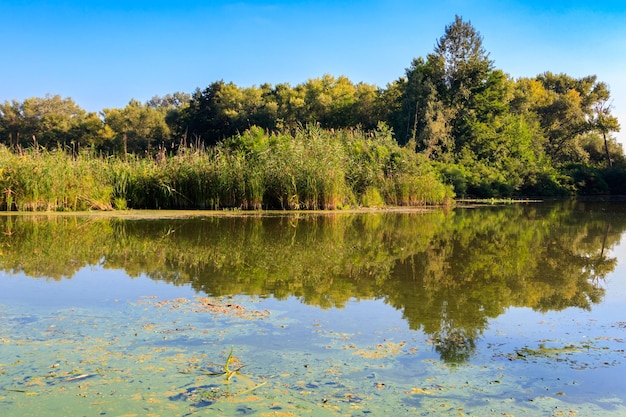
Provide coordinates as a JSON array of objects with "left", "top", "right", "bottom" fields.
[{"left": 0, "top": 125, "right": 454, "bottom": 211}]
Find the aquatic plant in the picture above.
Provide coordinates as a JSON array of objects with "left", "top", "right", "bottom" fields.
[
  {"left": 183, "top": 346, "right": 268, "bottom": 407},
  {"left": 0, "top": 146, "right": 113, "bottom": 211},
  {"left": 0, "top": 124, "right": 454, "bottom": 211},
  {"left": 202, "top": 346, "right": 244, "bottom": 382}
]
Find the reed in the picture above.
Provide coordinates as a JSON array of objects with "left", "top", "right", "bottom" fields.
[
  {"left": 0, "top": 147, "right": 114, "bottom": 211},
  {"left": 0, "top": 124, "right": 454, "bottom": 211}
]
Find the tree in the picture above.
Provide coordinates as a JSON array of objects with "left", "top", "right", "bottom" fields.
[
  {"left": 429, "top": 15, "right": 493, "bottom": 110},
  {"left": 0, "top": 100, "right": 23, "bottom": 148},
  {"left": 181, "top": 81, "right": 254, "bottom": 147},
  {"left": 182, "top": 82, "right": 226, "bottom": 147},
  {"left": 352, "top": 82, "right": 385, "bottom": 131},
  {"left": 273, "top": 82, "right": 306, "bottom": 130},
  {"left": 397, "top": 16, "right": 496, "bottom": 158},
  {"left": 404, "top": 57, "right": 455, "bottom": 158},
  {"left": 533, "top": 72, "right": 619, "bottom": 164},
  {"left": 145, "top": 92, "right": 192, "bottom": 147},
  {"left": 103, "top": 100, "right": 170, "bottom": 154},
  {"left": 69, "top": 112, "right": 109, "bottom": 153},
  {"left": 21, "top": 95, "right": 87, "bottom": 148},
  {"left": 0, "top": 95, "right": 94, "bottom": 150},
  {"left": 590, "top": 98, "right": 621, "bottom": 167},
  {"left": 146, "top": 92, "right": 191, "bottom": 110},
  {"left": 381, "top": 77, "right": 409, "bottom": 145}
]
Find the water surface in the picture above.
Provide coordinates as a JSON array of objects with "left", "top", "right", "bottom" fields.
[{"left": 1, "top": 202, "right": 625, "bottom": 416}]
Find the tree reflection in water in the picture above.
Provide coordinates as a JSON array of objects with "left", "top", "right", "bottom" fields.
[{"left": 1, "top": 201, "right": 624, "bottom": 362}]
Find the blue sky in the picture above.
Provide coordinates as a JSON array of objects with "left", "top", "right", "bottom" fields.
[{"left": 2, "top": 0, "right": 625, "bottom": 143}]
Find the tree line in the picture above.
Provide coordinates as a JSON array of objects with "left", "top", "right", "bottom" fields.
[{"left": 0, "top": 16, "right": 623, "bottom": 197}]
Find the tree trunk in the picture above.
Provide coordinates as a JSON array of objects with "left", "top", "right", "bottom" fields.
[
  {"left": 123, "top": 132, "right": 128, "bottom": 160},
  {"left": 603, "top": 131, "right": 613, "bottom": 167}
]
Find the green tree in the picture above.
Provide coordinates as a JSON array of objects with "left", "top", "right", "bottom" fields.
[
  {"left": 403, "top": 57, "right": 455, "bottom": 158},
  {"left": 533, "top": 72, "right": 619, "bottom": 165},
  {"left": 146, "top": 92, "right": 191, "bottom": 149},
  {"left": 429, "top": 15, "right": 493, "bottom": 138},
  {"left": 21, "top": 94, "right": 87, "bottom": 148},
  {"left": 69, "top": 112, "right": 109, "bottom": 152},
  {"left": 380, "top": 77, "right": 409, "bottom": 144},
  {"left": 146, "top": 92, "right": 191, "bottom": 110},
  {"left": 181, "top": 81, "right": 257, "bottom": 147},
  {"left": 182, "top": 81, "right": 228, "bottom": 147},
  {"left": 0, "top": 96, "right": 114, "bottom": 153},
  {"left": 353, "top": 82, "right": 385, "bottom": 130},
  {"left": 590, "top": 97, "right": 621, "bottom": 167},
  {"left": 103, "top": 100, "right": 170, "bottom": 154},
  {"left": 0, "top": 100, "right": 23, "bottom": 148},
  {"left": 273, "top": 82, "right": 306, "bottom": 130},
  {"left": 399, "top": 15, "right": 497, "bottom": 160}
]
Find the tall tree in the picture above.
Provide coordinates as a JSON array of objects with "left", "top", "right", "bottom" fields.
[
  {"left": 0, "top": 100, "right": 23, "bottom": 148},
  {"left": 181, "top": 81, "right": 259, "bottom": 147},
  {"left": 590, "top": 97, "right": 621, "bottom": 167},
  {"left": 532, "top": 72, "right": 620, "bottom": 165},
  {"left": 22, "top": 95, "right": 87, "bottom": 148},
  {"left": 103, "top": 100, "right": 170, "bottom": 154},
  {"left": 0, "top": 95, "right": 92, "bottom": 150},
  {"left": 398, "top": 16, "right": 496, "bottom": 157},
  {"left": 353, "top": 82, "right": 385, "bottom": 131},
  {"left": 182, "top": 81, "right": 228, "bottom": 147},
  {"left": 429, "top": 15, "right": 493, "bottom": 111},
  {"left": 146, "top": 92, "right": 191, "bottom": 147},
  {"left": 405, "top": 57, "right": 455, "bottom": 159}
]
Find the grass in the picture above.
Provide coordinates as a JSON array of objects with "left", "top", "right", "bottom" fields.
[
  {"left": 0, "top": 147, "right": 114, "bottom": 211},
  {"left": 0, "top": 124, "right": 454, "bottom": 211}
]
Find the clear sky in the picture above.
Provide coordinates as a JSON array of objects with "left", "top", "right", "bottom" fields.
[{"left": 2, "top": 0, "right": 625, "bottom": 143}]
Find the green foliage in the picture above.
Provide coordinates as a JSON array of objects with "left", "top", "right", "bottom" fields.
[
  {"left": 0, "top": 95, "right": 108, "bottom": 151},
  {"left": 361, "top": 187, "right": 385, "bottom": 207},
  {"left": 0, "top": 147, "right": 113, "bottom": 211},
  {"left": 437, "top": 163, "right": 469, "bottom": 197},
  {"left": 103, "top": 100, "right": 171, "bottom": 155},
  {"left": 386, "top": 17, "right": 624, "bottom": 197},
  {"left": 562, "top": 164, "right": 610, "bottom": 195},
  {"left": 518, "top": 169, "right": 570, "bottom": 197},
  {"left": 601, "top": 167, "right": 626, "bottom": 195},
  {"left": 0, "top": 124, "right": 452, "bottom": 211}
]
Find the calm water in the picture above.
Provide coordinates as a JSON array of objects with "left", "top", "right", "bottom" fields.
[{"left": 0, "top": 202, "right": 625, "bottom": 416}]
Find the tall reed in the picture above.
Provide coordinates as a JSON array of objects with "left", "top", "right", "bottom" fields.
[
  {"left": 0, "top": 147, "right": 113, "bottom": 211},
  {"left": 0, "top": 124, "right": 454, "bottom": 211}
]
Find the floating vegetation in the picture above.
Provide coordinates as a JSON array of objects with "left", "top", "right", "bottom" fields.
[
  {"left": 352, "top": 340, "right": 407, "bottom": 359},
  {"left": 514, "top": 342, "right": 584, "bottom": 358},
  {"left": 136, "top": 296, "right": 271, "bottom": 321},
  {"left": 508, "top": 339, "right": 625, "bottom": 370},
  {"left": 1, "top": 287, "right": 625, "bottom": 416}
]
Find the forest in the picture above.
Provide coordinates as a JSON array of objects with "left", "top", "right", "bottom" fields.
[{"left": 0, "top": 16, "right": 624, "bottom": 209}]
